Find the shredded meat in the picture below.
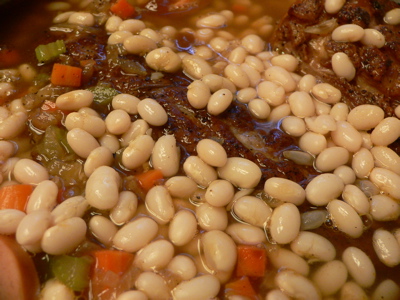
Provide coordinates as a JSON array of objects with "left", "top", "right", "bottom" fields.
[{"left": 271, "top": 0, "right": 400, "bottom": 116}]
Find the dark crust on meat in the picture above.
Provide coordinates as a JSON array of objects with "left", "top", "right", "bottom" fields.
[{"left": 271, "top": 0, "right": 400, "bottom": 116}]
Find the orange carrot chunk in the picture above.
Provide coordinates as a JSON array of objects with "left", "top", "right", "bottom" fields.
[
  {"left": 236, "top": 245, "right": 267, "bottom": 278},
  {"left": 92, "top": 249, "right": 134, "bottom": 275},
  {"left": 134, "top": 169, "right": 164, "bottom": 192},
  {"left": 0, "top": 184, "right": 34, "bottom": 212},
  {"left": 110, "top": 0, "right": 136, "bottom": 19},
  {"left": 50, "top": 63, "right": 82, "bottom": 87},
  {"left": 225, "top": 276, "right": 257, "bottom": 299}
]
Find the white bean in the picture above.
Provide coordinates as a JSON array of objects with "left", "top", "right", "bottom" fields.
[
  {"left": 265, "top": 66, "right": 297, "bottom": 92},
  {"left": 122, "top": 134, "right": 155, "bottom": 170},
  {"left": 331, "top": 120, "right": 362, "bottom": 153},
  {"left": 275, "top": 270, "right": 321, "bottom": 300},
  {"left": 26, "top": 180, "right": 58, "bottom": 213},
  {"left": 332, "top": 24, "right": 365, "bottom": 42},
  {"left": 117, "top": 290, "right": 148, "bottom": 300},
  {"left": 145, "top": 47, "right": 182, "bottom": 73},
  {"left": 167, "top": 255, "right": 197, "bottom": 281},
  {"left": 105, "top": 15, "right": 122, "bottom": 32},
  {"left": 113, "top": 217, "right": 158, "bottom": 252},
  {"left": 370, "top": 194, "right": 400, "bottom": 221},
  {"left": 270, "top": 203, "right": 300, "bottom": 244},
  {"left": 182, "top": 55, "right": 213, "bottom": 80},
  {"left": 112, "top": 94, "right": 140, "bottom": 114},
  {"left": 225, "top": 223, "right": 266, "bottom": 245},
  {"left": 196, "top": 202, "right": 228, "bottom": 231},
  {"left": 145, "top": 185, "right": 174, "bottom": 225},
  {"left": 305, "top": 115, "right": 337, "bottom": 134},
  {"left": 372, "top": 228, "right": 400, "bottom": 267},
  {"left": 119, "top": 19, "right": 145, "bottom": 33},
  {"left": 312, "top": 260, "right": 348, "bottom": 296},
  {"left": 40, "top": 279, "right": 75, "bottom": 300},
  {"left": 207, "top": 88, "right": 233, "bottom": 115},
  {"left": 232, "top": 195, "right": 272, "bottom": 227},
  {"left": 298, "top": 132, "right": 327, "bottom": 155},
  {"left": 327, "top": 199, "right": 363, "bottom": 238},
  {"left": 169, "top": 210, "right": 197, "bottom": 246},
  {"left": 104, "top": 109, "right": 131, "bottom": 135},
  {"left": 65, "top": 111, "right": 106, "bottom": 138},
  {"left": 330, "top": 102, "right": 349, "bottom": 121},
  {"left": 342, "top": 247, "right": 376, "bottom": 288},
  {"left": 99, "top": 133, "right": 120, "bottom": 153},
  {"left": 123, "top": 35, "right": 157, "bottom": 55},
  {"left": 135, "top": 271, "right": 170, "bottom": 300},
  {"left": 56, "top": 90, "right": 93, "bottom": 111},
  {"left": 369, "top": 167, "right": 400, "bottom": 200},
  {"left": 264, "top": 177, "right": 305, "bottom": 206},
  {"left": 371, "top": 146, "right": 400, "bottom": 175},
  {"left": 372, "top": 279, "right": 400, "bottom": 300},
  {"left": 305, "top": 173, "right": 344, "bottom": 206},
  {"left": 334, "top": 165, "right": 356, "bottom": 185},
  {"left": 281, "top": 116, "right": 306, "bottom": 137},
  {"left": 151, "top": 135, "right": 179, "bottom": 177},
  {"left": 204, "top": 179, "right": 234, "bottom": 207},
  {"left": 288, "top": 91, "right": 315, "bottom": 118},
  {"left": 384, "top": 8, "right": 400, "bottom": 25},
  {"left": 248, "top": 98, "right": 271, "bottom": 119},
  {"left": 135, "top": 239, "right": 174, "bottom": 271},
  {"left": 0, "top": 209, "right": 25, "bottom": 235},
  {"left": 67, "top": 128, "right": 100, "bottom": 159},
  {"left": 85, "top": 166, "right": 120, "bottom": 210},
  {"left": 315, "top": 147, "right": 350, "bottom": 172},
  {"left": 201, "top": 230, "right": 237, "bottom": 274},
  {"left": 340, "top": 281, "right": 368, "bottom": 300},
  {"left": 347, "top": 104, "right": 385, "bottom": 130},
  {"left": 187, "top": 80, "right": 211, "bottom": 109},
  {"left": 68, "top": 12, "right": 94, "bottom": 26},
  {"left": 196, "top": 139, "right": 227, "bottom": 168},
  {"left": 217, "top": 157, "right": 261, "bottom": 189},
  {"left": 352, "top": 147, "right": 374, "bottom": 178},
  {"left": 224, "top": 64, "right": 250, "bottom": 89},
  {"left": 290, "top": 231, "right": 336, "bottom": 263},
  {"left": 183, "top": 155, "right": 217, "bottom": 188},
  {"left": 324, "top": 0, "right": 346, "bottom": 14},
  {"left": 266, "top": 289, "right": 291, "bottom": 300},
  {"left": 268, "top": 247, "right": 309, "bottom": 276},
  {"left": 137, "top": 98, "right": 168, "bottom": 126},
  {"left": 50, "top": 196, "right": 88, "bottom": 225},
  {"left": 110, "top": 191, "right": 137, "bottom": 226},
  {"left": 332, "top": 52, "right": 356, "bottom": 81},
  {"left": 371, "top": 117, "right": 400, "bottom": 146},
  {"left": 13, "top": 159, "right": 49, "bottom": 184},
  {"left": 172, "top": 275, "right": 220, "bottom": 300},
  {"left": 89, "top": 215, "right": 117, "bottom": 247},
  {"left": 342, "top": 184, "right": 370, "bottom": 215},
  {"left": 165, "top": 176, "right": 198, "bottom": 199},
  {"left": 84, "top": 146, "right": 113, "bottom": 177},
  {"left": 120, "top": 119, "right": 150, "bottom": 147},
  {"left": 257, "top": 80, "right": 285, "bottom": 106},
  {"left": 41, "top": 217, "right": 87, "bottom": 255},
  {"left": 16, "top": 210, "right": 51, "bottom": 246}
]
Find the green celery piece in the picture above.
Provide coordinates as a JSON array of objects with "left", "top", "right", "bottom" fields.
[
  {"left": 51, "top": 255, "right": 93, "bottom": 291},
  {"left": 87, "top": 85, "right": 120, "bottom": 106},
  {"left": 35, "top": 40, "right": 66, "bottom": 64},
  {"left": 36, "top": 125, "right": 72, "bottom": 160}
]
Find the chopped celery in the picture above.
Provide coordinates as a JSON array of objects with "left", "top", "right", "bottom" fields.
[
  {"left": 50, "top": 255, "right": 93, "bottom": 292},
  {"left": 87, "top": 85, "right": 119, "bottom": 106},
  {"left": 34, "top": 125, "right": 72, "bottom": 160},
  {"left": 35, "top": 40, "right": 66, "bottom": 64}
]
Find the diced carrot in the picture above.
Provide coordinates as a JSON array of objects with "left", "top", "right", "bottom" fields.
[
  {"left": 236, "top": 245, "right": 267, "bottom": 278},
  {"left": 91, "top": 249, "right": 134, "bottom": 275},
  {"left": 110, "top": 0, "right": 136, "bottom": 19},
  {"left": 225, "top": 276, "right": 257, "bottom": 300},
  {"left": 134, "top": 169, "right": 164, "bottom": 192},
  {"left": 0, "top": 48, "right": 21, "bottom": 68},
  {"left": 50, "top": 63, "right": 82, "bottom": 87},
  {"left": 0, "top": 184, "right": 34, "bottom": 212}
]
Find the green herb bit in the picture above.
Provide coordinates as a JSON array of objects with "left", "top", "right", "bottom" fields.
[
  {"left": 35, "top": 40, "right": 66, "bottom": 64},
  {"left": 50, "top": 255, "right": 94, "bottom": 292},
  {"left": 87, "top": 85, "right": 120, "bottom": 105}
]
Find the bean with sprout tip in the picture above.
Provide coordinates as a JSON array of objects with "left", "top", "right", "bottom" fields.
[
  {"left": 122, "top": 134, "right": 155, "bottom": 170},
  {"left": 290, "top": 231, "right": 336, "bottom": 263},
  {"left": 218, "top": 157, "right": 261, "bottom": 189},
  {"left": 172, "top": 275, "right": 220, "bottom": 300},
  {"left": 226, "top": 223, "right": 266, "bottom": 245},
  {"left": 369, "top": 167, "right": 400, "bottom": 200},
  {"left": 275, "top": 270, "right": 321, "bottom": 300},
  {"left": 85, "top": 166, "right": 120, "bottom": 210},
  {"left": 145, "top": 185, "right": 175, "bottom": 225},
  {"left": 372, "top": 228, "right": 400, "bottom": 267},
  {"left": 327, "top": 200, "right": 363, "bottom": 238},
  {"left": 13, "top": 158, "right": 49, "bottom": 184},
  {"left": 232, "top": 195, "right": 272, "bottom": 227},
  {"left": 134, "top": 239, "right": 174, "bottom": 271},
  {"left": 113, "top": 217, "right": 158, "bottom": 252},
  {"left": 41, "top": 217, "right": 87, "bottom": 255}
]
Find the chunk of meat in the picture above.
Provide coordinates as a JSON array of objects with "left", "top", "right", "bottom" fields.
[
  {"left": 0, "top": 235, "right": 40, "bottom": 300},
  {"left": 271, "top": 0, "right": 400, "bottom": 116}
]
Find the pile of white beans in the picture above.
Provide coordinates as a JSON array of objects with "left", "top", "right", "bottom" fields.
[{"left": 1, "top": 0, "right": 400, "bottom": 299}]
